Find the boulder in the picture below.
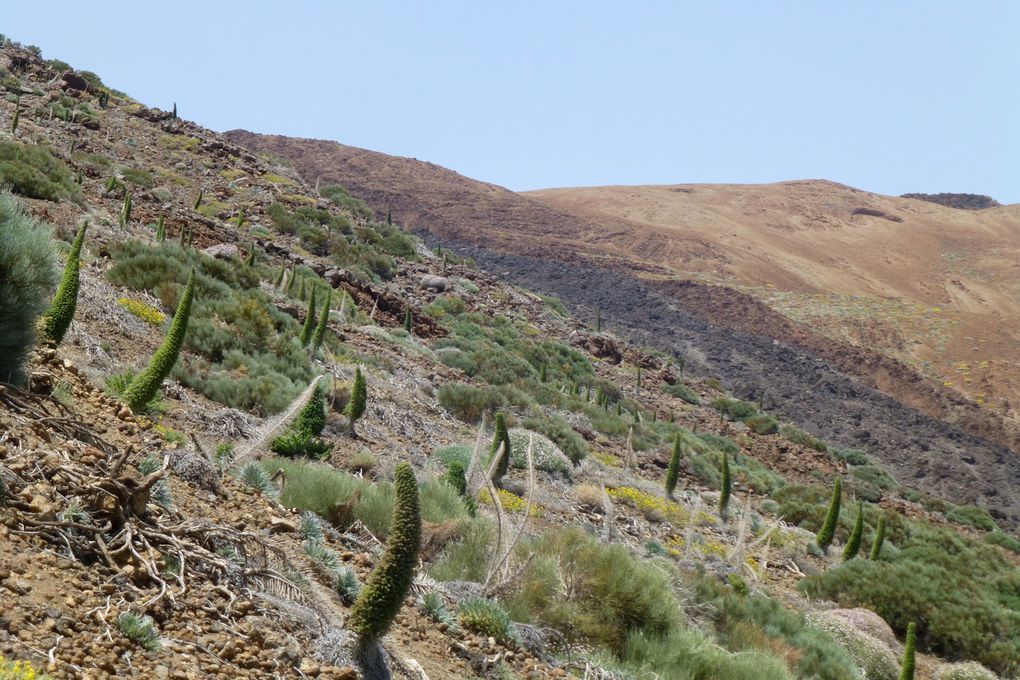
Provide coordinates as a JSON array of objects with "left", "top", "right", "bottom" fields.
[
  {"left": 420, "top": 274, "right": 450, "bottom": 292},
  {"left": 202, "top": 243, "right": 239, "bottom": 260},
  {"left": 60, "top": 70, "right": 90, "bottom": 92}
]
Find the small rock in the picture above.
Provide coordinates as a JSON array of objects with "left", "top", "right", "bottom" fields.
[{"left": 269, "top": 516, "right": 300, "bottom": 533}]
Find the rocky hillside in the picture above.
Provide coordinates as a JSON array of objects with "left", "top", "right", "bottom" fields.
[
  {"left": 224, "top": 131, "right": 1020, "bottom": 530},
  {"left": 2, "top": 39, "right": 1019, "bottom": 680}
]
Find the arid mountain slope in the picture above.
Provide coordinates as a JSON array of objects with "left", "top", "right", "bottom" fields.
[
  {"left": 530, "top": 182, "right": 1020, "bottom": 413},
  {"left": 226, "top": 131, "right": 1020, "bottom": 526}
]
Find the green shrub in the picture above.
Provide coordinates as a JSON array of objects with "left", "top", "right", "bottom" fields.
[
  {"left": 41, "top": 223, "right": 86, "bottom": 345},
  {"left": 689, "top": 574, "right": 863, "bottom": 680},
  {"left": 0, "top": 191, "right": 56, "bottom": 384},
  {"left": 780, "top": 424, "right": 828, "bottom": 452},
  {"left": 946, "top": 504, "right": 998, "bottom": 532},
  {"left": 505, "top": 527, "right": 681, "bottom": 653},
  {"left": 108, "top": 240, "right": 311, "bottom": 414},
  {"left": 319, "top": 184, "right": 374, "bottom": 219},
  {"left": 262, "top": 457, "right": 358, "bottom": 516},
  {"left": 429, "top": 517, "right": 494, "bottom": 582},
  {"left": 0, "top": 141, "right": 78, "bottom": 201},
  {"left": 713, "top": 397, "right": 758, "bottom": 421},
  {"left": 849, "top": 465, "right": 899, "bottom": 502},
  {"left": 121, "top": 166, "right": 154, "bottom": 188},
  {"left": 436, "top": 444, "right": 472, "bottom": 470},
  {"left": 348, "top": 462, "right": 422, "bottom": 645},
  {"left": 522, "top": 413, "right": 586, "bottom": 464},
  {"left": 986, "top": 530, "right": 1020, "bottom": 555},
  {"left": 621, "top": 628, "right": 795, "bottom": 680},
  {"left": 833, "top": 448, "right": 871, "bottom": 466},
  {"left": 438, "top": 382, "right": 506, "bottom": 422},
  {"left": 663, "top": 382, "right": 701, "bottom": 405},
  {"left": 745, "top": 413, "right": 779, "bottom": 435},
  {"left": 458, "top": 598, "right": 514, "bottom": 643},
  {"left": 800, "top": 523, "right": 1020, "bottom": 675}
]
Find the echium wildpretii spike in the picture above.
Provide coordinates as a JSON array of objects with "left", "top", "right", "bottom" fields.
[
  {"left": 842, "top": 501, "right": 864, "bottom": 561},
  {"left": 300, "top": 287, "right": 317, "bottom": 346},
  {"left": 899, "top": 622, "right": 916, "bottom": 680},
  {"left": 491, "top": 412, "right": 511, "bottom": 487},
  {"left": 41, "top": 222, "right": 87, "bottom": 345},
  {"left": 816, "top": 478, "right": 842, "bottom": 554},
  {"left": 310, "top": 289, "right": 331, "bottom": 356},
  {"left": 346, "top": 366, "right": 366, "bottom": 436},
  {"left": 665, "top": 433, "right": 681, "bottom": 499},
  {"left": 348, "top": 462, "right": 421, "bottom": 649},
  {"left": 869, "top": 514, "right": 887, "bottom": 560},
  {"left": 122, "top": 271, "right": 194, "bottom": 411},
  {"left": 719, "top": 451, "right": 731, "bottom": 519}
]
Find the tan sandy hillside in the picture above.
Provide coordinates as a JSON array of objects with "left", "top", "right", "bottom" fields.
[{"left": 529, "top": 181, "right": 1020, "bottom": 407}]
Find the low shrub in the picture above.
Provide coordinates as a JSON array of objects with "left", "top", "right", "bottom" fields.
[
  {"left": 663, "top": 382, "right": 701, "bottom": 405},
  {"left": 713, "top": 397, "right": 758, "bottom": 421},
  {"left": 505, "top": 527, "right": 681, "bottom": 653},
  {"left": 429, "top": 516, "right": 494, "bottom": 582},
  {"left": 521, "top": 413, "right": 586, "bottom": 464},
  {"left": 117, "top": 297, "right": 165, "bottom": 325},
  {"left": 438, "top": 382, "right": 506, "bottom": 422},
  {"left": 690, "top": 573, "right": 863, "bottom": 680},
  {"left": 833, "top": 448, "right": 871, "bottom": 466},
  {"left": 0, "top": 141, "right": 78, "bottom": 201},
  {"left": 260, "top": 458, "right": 467, "bottom": 539},
  {"left": 459, "top": 598, "right": 514, "bottom": 642},
  {"left": 946, "top": 504, "right": 998, "bottom": 532},
  {"left": 780, "top": 424, "right": 829, "bottom": 452},
  {"left": 806, "top": 611, "right": 898, "bottom": 680},
  {"left": 108, "top": 240, "right": 311, "bottom": 414},
  {"left": 934, "top": 662, "right": 1000, "bottom": 680},
  {"left": 745, "top": 413, "right": 779, "bottom": 435},
  {"left": 621, "top": 628, "right": 795, "bottom": 680},
  {"left": 507, "top": 428, "right": 572, "bottom": 476},
  {"left": 0, "top": 191, "right": 56, "bottom": 385},
  {"left": 799, "top": 521, "right": 1020, "bottom": 675}
]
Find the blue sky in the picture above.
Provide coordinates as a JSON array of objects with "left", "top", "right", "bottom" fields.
[{"left": 5, "top": 1, "right": 1018, "bottom": 202}]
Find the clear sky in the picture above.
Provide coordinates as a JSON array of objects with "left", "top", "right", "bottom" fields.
[{"left": 4, "top": 1, "right": 1018, "bottom": 202}]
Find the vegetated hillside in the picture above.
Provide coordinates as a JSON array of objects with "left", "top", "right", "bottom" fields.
[
  {"left": 224, "top": 131, "right": 1020, "bottom": 530},
  {"left": 2, "top": 38, "right": 1020, "bottom": 680},
  {"left": 901, "top": 192, "right": 1001, "bottom": 210}
]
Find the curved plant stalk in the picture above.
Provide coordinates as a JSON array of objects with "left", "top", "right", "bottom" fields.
[
  {"left": 601, "top": 483, "right": 618, "bottom": 543},
  {"left": 232, "top": 374, "right": 323, "bottom": 465},
  {"left": 486, "top": 435, "right": 535, "bottom": 590}
]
